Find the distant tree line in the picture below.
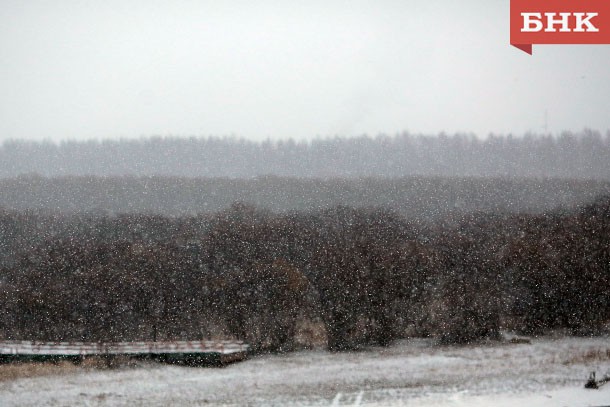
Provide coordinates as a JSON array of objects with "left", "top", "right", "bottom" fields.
[
  {"left": 1, "top": 130, "right": 609, "bottom": 179},
  {"left": 1, "top": 198, "right": 608, "bottom": 351}
]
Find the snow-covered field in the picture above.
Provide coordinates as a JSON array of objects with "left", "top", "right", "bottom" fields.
[{"left": 1, "top": 336, "right": 609, "bottom": 406}]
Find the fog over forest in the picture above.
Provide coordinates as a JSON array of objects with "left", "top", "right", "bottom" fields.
[{"left": 1, "top": 130, "right": 609, "bottom": 179}]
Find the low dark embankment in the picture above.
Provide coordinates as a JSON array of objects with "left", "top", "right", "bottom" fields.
[
  {"left": 0, "top": 175, "right": 609, "bottom": 218},
  {"left": 0, "top": 189, "right": 608, "bottom": 352}
]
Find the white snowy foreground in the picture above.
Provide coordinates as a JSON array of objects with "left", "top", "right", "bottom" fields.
[{"left": 0, "top": 336, "right": 609, "bottom": 406}]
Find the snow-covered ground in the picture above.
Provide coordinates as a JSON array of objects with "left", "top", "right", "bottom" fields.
[{"left": 0, "top": 336, "right": 609, "bottom": 406}]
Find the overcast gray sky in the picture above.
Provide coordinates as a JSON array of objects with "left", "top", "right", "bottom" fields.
[{"left": 1, "top": 0, "right": 609, "bottom": 142}]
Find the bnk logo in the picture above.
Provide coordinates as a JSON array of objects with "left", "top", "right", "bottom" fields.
[
  {"left": 510, "top": 0, "right": 610, "bottom": 54},
  {"left": 521, "top": 13, "right": 599, "bottom": 33}
]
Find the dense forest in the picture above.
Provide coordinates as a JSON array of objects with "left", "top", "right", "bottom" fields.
[
  {"left": 1, "top": 130, "right": 609, "bottom": 179},
  {"left": 1, "top": 197, "right": 608, "bottom": 352}
]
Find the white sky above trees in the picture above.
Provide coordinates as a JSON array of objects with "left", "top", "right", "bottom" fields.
[{"left": 1, "top": 0, "right": 609, "bottom": 142}]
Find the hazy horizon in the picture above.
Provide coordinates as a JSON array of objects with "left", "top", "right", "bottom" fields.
[
  {"left": 2, "top": 1, "right": 610, "bottom": 143},
  {"left": 1, "top": 128, "right": 610, "bottom": 147},
  {"left": 1, "top": 130, "right": 608, "bottom": 180}
]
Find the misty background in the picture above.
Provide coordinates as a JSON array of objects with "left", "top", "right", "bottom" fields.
[
  {"left": 1, "top": 1, "right": 610, "bottom": 143},
  {"left": 1, "top": 1, "right": 609, "bottom": 221}
]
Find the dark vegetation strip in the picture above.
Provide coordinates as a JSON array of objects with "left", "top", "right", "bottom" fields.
[
  {"left": 0, "top": 197, "right": 608, "bottom": 352},
  {"left": 0, "top": 175, "right": 609, "bottom": 218}
]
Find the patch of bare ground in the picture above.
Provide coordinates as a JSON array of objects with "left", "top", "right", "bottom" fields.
[
  {"left": 562, "top": 347, "right": 610, "bottom": 365},
  {"left": 0, "top": 356, "right": 144, "bottom": 381},
  {"left": 0, "top": 361, "right": 80, "bottom": 382}
]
